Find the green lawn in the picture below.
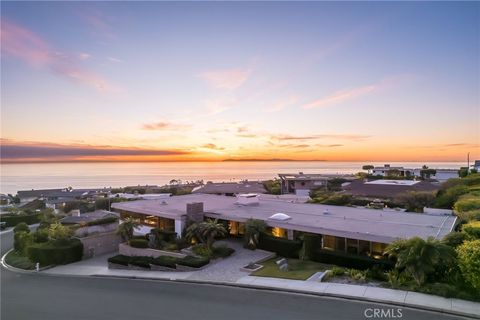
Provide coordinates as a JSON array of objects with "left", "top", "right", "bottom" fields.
[
  {"left": 252, "top": 258, "right": 333, "bottom": 280},
  {"left": 4, "top": 251, "right": 36, "bottom": 270}
]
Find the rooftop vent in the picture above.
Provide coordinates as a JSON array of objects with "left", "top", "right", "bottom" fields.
[
  {"left": 236, "top": 193, "right": 259, "bottom": 206},
  {"left": 323, "top": 209, "right": 330, "bottom": 215},
  {"left": 268, "top": 213, "right": 291, "bottom": 221}
]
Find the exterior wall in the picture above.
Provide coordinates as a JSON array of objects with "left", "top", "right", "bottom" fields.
[
  {"left": 174, "top": 217, "right": 186, "bottom": 237},
  {"left": 118, "top": 243, "right": 186, "bottom": 258},
  {"left": 77, "top": 232, "right": 122, "bottom": 259},
  {"left": 186, "top": 202, "right": 204, "bottom": 223}
]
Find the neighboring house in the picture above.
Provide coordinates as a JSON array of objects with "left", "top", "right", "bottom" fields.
[
  {"left": 192, "top": 181, "right": 266, "bottom": 196},
  {"left": 17, "top": 189, "right": 64, "bottom": 203},
  {"left": 60, "top": 210, "right": 119, "bottom": 225},
  {"left": 412, "top": 168, "right": 459, "bottom": 182},
  {"left": 0, "top": 194, "right": 12, "bottom": 206},
  {"left": 371, "top": 164, "right": 413, "bottom": 177},
  {"left": 473, "top": 160, "right": 480, "bottom": 172},
  {"left": 278, "top": 173, "right": 355, "bottom": 196},
  {"left": 17, "top": 188, "right": 106, "bottom": 206},
  {"left": 111, "top": 193, "right": 456, "bottom": 259},
  {"left": 342, "top": 179, "right": 440, "bottom": 200}
]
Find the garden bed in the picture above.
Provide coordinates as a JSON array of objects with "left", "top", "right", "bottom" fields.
[{"left": 251, "top": 257, "right": 334, "bottom": 280}]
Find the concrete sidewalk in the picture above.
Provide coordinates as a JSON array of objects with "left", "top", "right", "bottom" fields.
[{"left": 236, "top": 276, "right": 480, "bottom": 318}]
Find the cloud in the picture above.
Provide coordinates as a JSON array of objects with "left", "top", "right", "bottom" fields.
[
  {"left": 197, "top": 68, "right": 252, "bottom": 90},
  {"left": 303, "top": 84, "right": 377, "bottom": 109},
  {"left": 141, "top": 121, "right": 190, "bottom": 131},
  {"left": 264, "top": 95, "right": 299, "bottom": 113},
  {"left": 79, "top": 8, "right": 116, "bottom": 39},
  {"left": 0, "top": 140, "right": 190, "bottom": 162},
  {"left": 270, "top": 134, "right": 370, "bottom": 142},
  {"left": 78, "top": 53, "right": 91, "bottom": 60},
  {"left": 1, "top": 19, "right": 116, "bottom": 92},
  {"left": 107, "top": 57, "right": 123, "bottom": 63},
  {"left": 204, "top": 97, "right": 238, "bottom": 115},
  {"left": 201, "top": 143, "right": 225, "bottom": 151}
]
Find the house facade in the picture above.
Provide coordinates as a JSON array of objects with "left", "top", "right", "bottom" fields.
[{"left": 278, "top": 173, "right": 354, "bottom": 196}]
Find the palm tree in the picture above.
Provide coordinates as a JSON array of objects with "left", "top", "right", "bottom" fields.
[
  {"left": 244, "top": 219, "right": 267, "bottom": 250},
  {"left": 385, "top": 237, "right": 455, "bottom": 286},
  {"left": 185, "top": 222, "right": 205, "bottom": 244},
  {"left": 116, "top": 217, "right": 140, "bottom": 242},
  {"left": 200, "top": 219, "right": 227, "bottom": 250}
]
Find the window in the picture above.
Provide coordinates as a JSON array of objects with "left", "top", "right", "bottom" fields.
[
  {"left": 346, "top": 238, "right": 358, "bottom": 255},
  {"left": 322, "top": 235, "right": 335, "bottom": 250}
]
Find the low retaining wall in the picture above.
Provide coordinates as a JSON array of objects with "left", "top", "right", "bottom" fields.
[
  {"left": 77, "top": 232, "right": 122, "bottom": 259},
  {"left": 74, "top": 222, "right": 118, "bottom": 238},
  {"left": 119, "top": 243, "right": 187, "bottom": 259}
]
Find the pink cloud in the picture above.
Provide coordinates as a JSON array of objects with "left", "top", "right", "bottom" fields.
[
  {"left": 1, "top": 19, "right": 116, "bottom": 93},
  {"left": 303, "top": 84, "right": 377, "bottom": 109},
  {"left": 197, "top": 68, "right": 252, "bottom": 90}
]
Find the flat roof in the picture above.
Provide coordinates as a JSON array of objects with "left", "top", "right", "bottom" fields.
[
  {"left": 192, "top": 182, "right": 266, "bottom": 194},
  {"left": 111, "top": 194, "right": 456, "bottom": 244},
  {"left": 365, "top": 180, "right": 420, "bottom": 186}
]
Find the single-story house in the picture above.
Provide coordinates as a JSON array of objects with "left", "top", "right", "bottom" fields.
[
  {"left": 278, "top": 173, "right": 355, "bottom": 196},
  {"left": 192, "top": 181, "right": 266, "bottom": 196},
  {"left": 111, "top": 193, "right": 456, "bottom": 258},
  {"left": 342, "top": 179, "right": 440, "bottom": 200},
  {"left": 60, "top": 210, "right": 119, "bottom": 225}
]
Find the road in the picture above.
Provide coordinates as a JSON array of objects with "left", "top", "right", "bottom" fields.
[{"left": 0, "top": 231, "right": 466, "bottom": 320}]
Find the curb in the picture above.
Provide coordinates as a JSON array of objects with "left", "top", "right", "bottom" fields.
[{"left": 2, "top": 250, "right": 479, "bottom": 319}]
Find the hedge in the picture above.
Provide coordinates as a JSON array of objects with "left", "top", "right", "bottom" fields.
[
  {"left": 27, "top": 239, "right": 83, "bottom": 266},
  {"left": 151, "top": 256, "right": 178, "bottom": 269},
  {"left": 85, "top": 216, "right": 118, "bottom": 227},
  {"left": 108, "top": 254, "right": 131, "bottom": 266},
  {"left": 0, "top": 213, "right": 41, "bottom": 227},
  {"left": 299, "top": 233, "right": 321, "bottom": 260},
  {"left": 258, "top": 232, "right": 302, "bottom": 258},
  {"left": 129, "top": 238, "right": 148, "bottom": 248},
  {"left": 311, "top": 249, "right": 393, "bottom": 270},
  {"left": 150, "top": 228, "right": 177, "bottom": 242},
  {"left": 212, "top": 246, "right": 235, "bottom": 258},
  {"left": 177, "top": 256, "right": 210, "bottom": 268},
  {"left": 129, "top": 256, "right": 152, "bottom": 268}
]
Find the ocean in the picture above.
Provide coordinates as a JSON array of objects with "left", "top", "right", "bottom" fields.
[{"left": 0, "top": 161, "right": 466, "bottom": 195}]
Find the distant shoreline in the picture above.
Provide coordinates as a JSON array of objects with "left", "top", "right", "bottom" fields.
[{"left": 222, "top": 159, "right": 327, "bottom": 162}]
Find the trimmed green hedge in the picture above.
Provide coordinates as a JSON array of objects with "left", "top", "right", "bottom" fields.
[
  {"left": 129, "top": 238, "right": 148, "bottom": 248},
  {"left": 0, "top": 213, "right": 41, "bottom": 227},
  {"left": 85, "top": 216, "right": 118, "bottom": 226},
  {"left": 151, "top": 256, "right": 178, "bottom": 268},
  {"left": 27, "top": 239, "right": 83, "bottom": 266},
  {"left": 258, "top": 232, "right": 302, "bottom": 258},
  {"left": 108, "top": 254, "right": 131, "bottom": 266},
  {"left": 212, "top": 246, "right": 235, "bottom": 258},
  {"left": 177, "top": 256, "right": 210, "bottom": 268},
  {"left": 311, "top": 249, "right": 393, "bottom": 270}
]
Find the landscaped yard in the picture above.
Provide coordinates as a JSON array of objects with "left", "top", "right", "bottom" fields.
[
  {"left": 4, "top": 250, "right": 36, "bottom": 270},
  {"left": 252, "top": 257, "right": 333, "bottom": 280}
]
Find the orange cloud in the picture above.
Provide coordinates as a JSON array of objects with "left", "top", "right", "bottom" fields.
[
  {"left": 142, "top": 121, "right": 190, "bottom": 131},
  {"left": 1, "top": 19, "right": 116, "bottom": 92}
]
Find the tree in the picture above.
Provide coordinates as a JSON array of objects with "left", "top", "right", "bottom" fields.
[
  {"left": 362, "top": 165, "right": 374, "bottom": 174},
  {"left": 116, "top": 217, "right": 141, "bottom": 242},
  {"left": 385, "top": 237, "right": 455, "bottom": 286},
  {"left": 462, "top": 221, "right": 480, "bottom": 240},
  {"left": 13, "top": 222, "right": 30, "bottom": 234},
  {"left": 420, "top": 166, "right": 437, "bottom": 179},
  {"left": 244, "top": 219, "right": 267, "bottom": 249},
  {"left": 48, "top": 222, "right": 73, "bottom": 241},
  {"left": 457, "top": 240, "right": 480, "bottom": 290},
  {"left": 39, "top": 209, "right": 58, "bottom": 229},
  {"left": 263, "top": 179, "right": 281, "bottom": 195},
  {"left": 185, "top": 220, "right": 227, "bottom": 250},
  {"left": 459, "top": 167, "right": 469, "bottom": 178},
  {"left": 442, "top": 232, "right": 467, "bottom": 248},
  {"left": 396, "top": 191, "right": 436, "bottom": 212}
]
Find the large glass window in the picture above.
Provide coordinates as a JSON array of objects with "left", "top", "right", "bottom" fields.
[
  {"left": 359, "top": 240, "right": 370, "bottom": 256},
  {"left": 322, "top": 235, "right": 335, "bottom": 250},
  {"left": 346, "top": 238, "right": 358, "bottom": 255},
  {"left": 372, "top": 242, "right": 387, "bottom": 258}
]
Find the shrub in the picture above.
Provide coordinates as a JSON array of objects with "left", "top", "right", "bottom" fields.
[
  {"left": 0, "top": 213, "right": 41, "bottom": 227},
  {"left": 192, "top": 244, "right": 213, "bottom": 257},
  {"left": 32, "top": 229, "right": 49, "bottom": 243},
  {"left": 85, "top": 216, "right": 118, "bottom": 226},
  {"left": 299, "top": 233, "right": 321, "bottom": 260},
  {"left": 129, "top": 238, "right": 148, "bottom": 248},
  {"left": 331, "top": 266, "right": 345, "bottom": 276},
  {"left": 108, "top": 254, "right": 131, "bottom": 266},
  {"left": 48, "top": 222, "right": 73, "bottom": 240},
  {"left": 435, "top": 185, "right": 469, "bottom": 209},
  {"left": 457, "top": 240, "right": 480, "bottom": 290},
  {"left": 347, "top": 268, "right": 367, "bottom": 282},
  {"left": 366, "top": 265, "right": 388, "bottom": 281},
  {"left": 212, "top": 245, "right": 235, "bottom": 258},
  {"left": 13, "top": 231, "right": 33, "bottom": 255},
  {"left": 311, "top": 249, "right": 393, "bottom": 270},
  {"left": 150, "top": 228, "right": 177, "bottom": 243},
  {"left": 13, "top": 222, "right": 30, "bottom": 234},
  {"left": 177, "top": 256, "right": 210, "bottom": 268},
  {"left": 129, "top": 256, "right": 152, "bottom": 268},
  {"left": 27, "top": 239, "right": 83, "bottom": 266},
  {"left": 258, "top": 232, "right": 302, "bottom": 258},
  {"left": 443, "top": 232, "right": 468, "bottom": 248},
  {"left": 151, "top": 256, "right": 178, "bottom": 269},
  {"left": 462, "top": 221, "right": 480, "bottom": 240}
]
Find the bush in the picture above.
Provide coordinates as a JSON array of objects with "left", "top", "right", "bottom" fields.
[
  {"left": 129, "top": 238, "right": 148, "bottom": 248},
  {"left": 13, "top": 222, "right": 30, "bottom": 233},
  {"left": 331, "top": 266, "right": 345, "bottom": 276},
  {"left": 13, "top": 231, "right": 33, "bottom": 255},
  {"left": 85, "top": 216, "right": 118, "bottom": 226},
  {"left": 435, "top": 185, "right": 469, "bottom": 209},
  {"left": 0, "top": 213, "right": 41, "bottom": 227},
  {"left": 151, "top": 256, "right": 178, "bottom": 269},
  {"left": 27, "top": 239, "right": 83, "bottom": 266},
  {"left": 192, "top": 244, "right": 213, "bottom": 257},
  {"left": 443, "top": 232, "right": 468, "bottom": 248},
  {"left": 457, "top": 240, "right": 480, "bottom": 290},
  {"left": 366, "top": 265, "right": 388, "bottom": 281},
  {"left": 311, "top": 249, "right": 393, "bottom": 270},
  {"left": 462, "top": 221, "right": 480, "bottom": 240},
  {"left": 299, "top": 233, "right": 321, "bottom": 260},
  {"left": 129, "top": 256, "right": 152, "bottom": 268},
  {"left": 347, "top": 268, "right": 367, "bottom": 282},
  {"left": 258, "top": 232, "right": 302, "bottom": 258},
  {"left": 177, "top": 256, "right": 210, "bottom": 268},
  {"left": 108, "top": 254, "right": 131, "bottom": 266},
  {"left": 212, "top": 245, "right": 235, "bottom": 258},
  {"left": 32, "top": 229, "right": 49, "bottom": 243}
]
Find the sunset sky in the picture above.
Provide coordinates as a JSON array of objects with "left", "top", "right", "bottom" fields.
[{"left": 1, "top": 2, "right": 479, "bottom": 163}]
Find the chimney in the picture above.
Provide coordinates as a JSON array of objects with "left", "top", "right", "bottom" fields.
[{"left": 186, "top": 202, "right": 204, "bottom": 223}]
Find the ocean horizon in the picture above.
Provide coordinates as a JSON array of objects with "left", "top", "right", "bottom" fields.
[{"left": 0, "top": 161, "right": 467, "bottom": 195}]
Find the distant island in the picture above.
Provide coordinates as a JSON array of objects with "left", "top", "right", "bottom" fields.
[{"left": 222, "top": 158, "right": 326, "bottom": 162}]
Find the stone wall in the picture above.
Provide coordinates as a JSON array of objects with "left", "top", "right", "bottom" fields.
[
  {"left": 118, "top": 243, "right": 186, "bottom": 258},
  {"left": 77, "top": 231, "right": 122, "bottom": 259},
  {"left": 186, "top": 202, "right": 204, "bottom": 223},
  {"left": 74, "top": 222, "right": 118, "bottom": 237}
]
